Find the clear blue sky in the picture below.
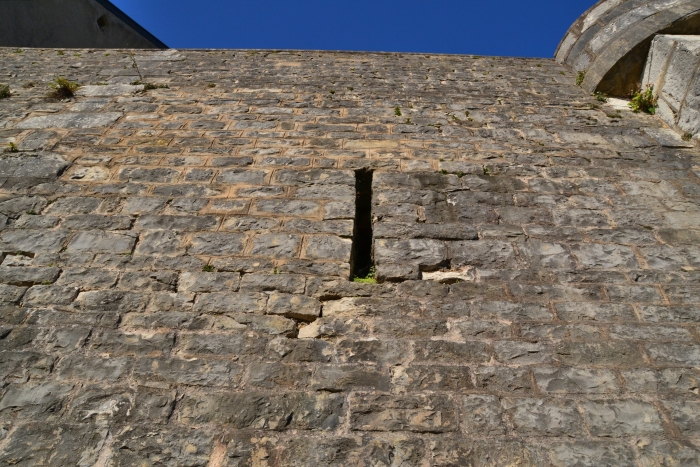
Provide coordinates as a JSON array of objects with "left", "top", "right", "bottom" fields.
[{"left": 111, "top": 0, "right": 595, "bottom": 57}]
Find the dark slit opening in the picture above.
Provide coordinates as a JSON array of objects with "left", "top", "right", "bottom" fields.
[{"left": 350, "top": 168, "right": 374, "bottom": 279}]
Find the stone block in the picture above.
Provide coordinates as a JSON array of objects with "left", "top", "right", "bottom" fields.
[
  {"left": 180, "top": 391, "right": 343, "bottom": 430},
  {"left": 375, "top": 262, "right": 421, "bottom": 282},
  {"left": 349, "top": 393, "right": 458, "bottom": 432},
  {"left": 392, "top": 365, "right": 473, "bottom": 392},
  {"left": 637, "top": 439, "right": 700, "bottom": 467},
  {"left": 502, "top": 397, "right": 584, "bottom": 437},
  {"left": 134, "top": 231, "right": 186, "bottom": 256},
  {"left": 23, "top": 285, "right": 79, "bottom": 306},
  {"left": 0, "top": 266, "right": 60, "bottom": 286},
  {"left": 0, "top": 284, "right": 28, "bottom": 304},
  {"left": 249, "top": 233, "right": 301, "bottom": 258},
  {"left": 240, "top": 273, "right": 306, "bottom": 294},
  {"left": 374, "top": 238, "right": 447, "bottom": 270},
  {"left": 74, "top": 290, "right": 147, "bottom": 312},
  {"left": 193, "top": 292, "right": 267, "bottom": 314},
  {"left": 302, "top": 235, "right": 352, "bottom": 261},
  {"left": 582, "top": 400, "right": 665, "bottom": 437},
  {"left": 643, "top": 35, "right": 700, "bottom": 139},
  {"left": 312, "top": 364, "right": 390, "bottom": 392},
  {"left": 188, "top": 232, "right": 246, "bottom": 256},
  {"left": 266, "top": 292, "right": 321, "bottom": 322},
  {"left": 474, "top": 366, "right": 533, "bottom": 394},
  {"left": 429, "top": 438, "right": 548, "bottom": 466},
  {"left": 551, "top": 442, "right": 637, "bottom": 467},
  {"left": 16, "top": 112, "right": 123, "bottom": 129},
  {"left": 0, "top": 229, "right": 70, "bottom": 253},
  {"left": 461, "top": 395, "right": 506, "bottom": 435},
  {"left": 65, "top": 230, "right": 137, "bottom": 254},
  {"left": 534, "top": 367, "right": 620, "bottom": 394}
]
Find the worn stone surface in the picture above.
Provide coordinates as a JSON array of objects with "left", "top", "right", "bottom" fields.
[
  {"left": 644, "top": 34, "right": 700, "bottom": 140},
  {"left": 0, "top": 46, "right": 698, "bottom": 465}
]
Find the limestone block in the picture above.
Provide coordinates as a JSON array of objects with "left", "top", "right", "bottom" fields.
[
  {"left": 643, "top": 35, "right": 700, "bottom": 139},
  {"left": 15, "top": 112, "right": 123, "bottom": 129}
]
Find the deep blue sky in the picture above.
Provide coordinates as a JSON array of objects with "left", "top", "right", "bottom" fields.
[{"left": 112, "top": 0, "right": 595, "bottom": 57}]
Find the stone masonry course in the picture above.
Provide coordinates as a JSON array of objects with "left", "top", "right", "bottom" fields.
[{"left": 0, "top": 47, "right": 698, "bottom": 465}]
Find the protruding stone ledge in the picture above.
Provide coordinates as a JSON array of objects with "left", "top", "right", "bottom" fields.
[{"left": 556, "top": 0, "right": 700, "bottom": 96}]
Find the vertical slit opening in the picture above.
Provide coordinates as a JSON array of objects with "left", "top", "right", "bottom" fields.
[{"left": 350, "top": 168, "right": 374, "bottom": 280}]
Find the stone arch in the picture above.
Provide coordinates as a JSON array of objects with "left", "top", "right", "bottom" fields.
[{"left": 556, "top": 0, "right": 700, "bottom": 96}]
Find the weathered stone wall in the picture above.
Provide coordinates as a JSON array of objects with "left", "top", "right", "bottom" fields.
[
  {"left": 0, "top": 47, "right": 699, "bottom": 465},
  {"left": 644, "top": 34, "right": 700, "bottom": 139}
]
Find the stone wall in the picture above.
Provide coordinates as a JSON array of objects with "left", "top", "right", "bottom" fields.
[
  {"left": 0, "top": 47, "right": 699, "bottom": 465},
  {"left": 644, "top": 34, "right": 700, "bottom": 139}
]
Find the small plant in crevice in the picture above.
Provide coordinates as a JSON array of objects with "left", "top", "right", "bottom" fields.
[
  {"left": 352, "top": 266, "right": 376, "bottom": 284},
  {"left": 202, "top": 265, "right": 216, "bottom": 272},
  {"left": 4, "top": 142, "right": 19, "bottom": 153},
  {"left": 46, "top": 77, "right": 80, "bottom": 100},
  {"left": 629, "top": 84, "right": 657, "bottom": 114},
  {"left": 575, "top": 71, "right": 585, "bottom": 86},
  {"left": 129, "top": 52, "right": 169, "bottom": 91},
  {"left": 682, "top": 132, "right": 693, "bottom": 142},
  {"left": 594, "top": 92, "right": 608, "bottom": 103},
  {"left": 22, "top": 81, "right": 36, "bottom": 89},
  {"left": 0, "top": 85, "right": 10, "bottom": 99},
  {"left": 394, "top": 106, "right": 402, "bottom": 116}
]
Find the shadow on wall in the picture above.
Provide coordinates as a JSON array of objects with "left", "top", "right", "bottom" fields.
[{"left": 0, "top": 0, "right": 166, "bottom": 49}]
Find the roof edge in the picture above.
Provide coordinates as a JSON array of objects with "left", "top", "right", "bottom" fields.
[{"left": 94, "top": 0, "right": 168, "bottom": 49}]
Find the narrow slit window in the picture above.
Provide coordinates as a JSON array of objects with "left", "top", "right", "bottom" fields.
[{"left": 350, "top": 169, "right": 374, "bottom": 279}]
